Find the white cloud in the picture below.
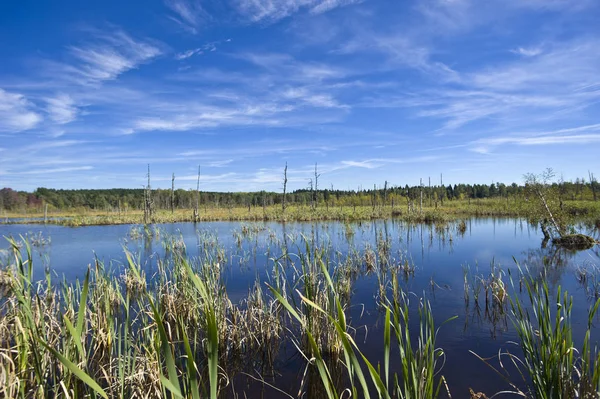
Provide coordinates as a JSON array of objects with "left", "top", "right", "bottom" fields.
[
  {"left": 470, "top": 40, "right": 600, "bottom": 92},
  {"left": 46, "top": 94, "right": 78, "bottom": 124},
  {"left": 470, "top": 124, "right": 600, "bottom": 153},
  {"left": 205, "top": 159, "right": 234, "bottom": 167},
  {"left": 176, "top": 48, "right": 202, "bottom": 60},
  {"left": 175, "top": 40, "right": 227, "bottom": 60},
  {"left": 388, "top": 38, "right": 600, "bottom": 130},
  {"left": 512, "top": 0, "right": 594, "bottom": 11},
  {"left": 511, "top": 46, "right": 543, "bottom": 57},
  {"left": 416, "top": 0, "right": 595, "bottom": 36},
  {"left": 341, "top": 160, "right": 380, "bottom": 169},
  {"left": 310, "top": 0, "right": 362, "bottom": 14},
  {"left": 333, "top": 30, "right": 459, "bottom": 82},
  {"left": 165, "top": 0, "right": 209, "bottom": 33},
  {"left": 237, "top": 52, "right": 347, "bottom": 83},
  {"left": 233, "top": 0, "right": 361, "bottom": 23},
  {"left": 337, "top": 156, "right": 441, "bottom": 170},
  {"left": 283, "top": 87, "right": 345, "bottom": 108},
  {"left": 130, "top": 101, "right": 295, "bottom": 133},
  {"left": 67, "top": 30, "right": 162, "bottom": 84},
  {"left": 0, "top": 88, "right": 42, "bottom": 133},
  {"left": 416, "top": 0, "right": 475, "bottom": 33},
  {"left": 15, "top": 166, "right": 94, "bottom": 175}
]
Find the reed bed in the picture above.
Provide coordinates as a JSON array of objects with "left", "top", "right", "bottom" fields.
[
  {"left": 6, "top": 198, "right": 587, "bottom": 226},
  {"left": 0, "top": 236, "right": 284, "bottom": 398}
]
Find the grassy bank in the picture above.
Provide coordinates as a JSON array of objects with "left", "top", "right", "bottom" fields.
[{"left": 3, "top": 198, "right": 600, "bottom": 226}]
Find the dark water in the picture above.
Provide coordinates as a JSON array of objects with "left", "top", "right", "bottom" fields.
[{"left": 1, "top": 218, "right": 599, "bottom": 397}]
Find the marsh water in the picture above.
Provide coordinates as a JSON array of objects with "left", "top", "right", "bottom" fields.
[{"left": 1, "top": 218, "right": 599, "bottom": 397}]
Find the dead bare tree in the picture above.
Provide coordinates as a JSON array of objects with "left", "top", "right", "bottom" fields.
[
  {"left": 143, "top": 164, "right": 154, "bottom": 224},
  {"left": 428, "top": 176, "right": 432, "bottom": 207},
  {"left": 589, "top": 171, "right": 597, "bottom": 201},
  {"left": 171, "top": 173, "right": 175, "bottom": 215},
  {"left": 372, "top": 184, "right": 376, "bottom": 210},
  {"left": 314, "top": 163, "right": 321, "bottom": 209},
  {"left": 308, "top": 178, "right": 314, "bottom": 209},
  {"left": 194, "top": 165, "right": 200, "bottom": 222},
  {"left": 440, "top": 173, "right": 444, "bottom": 206},
  {"left": 384, "top": 180, "right": 388, "bottom": 207},
  {"left": 524, "top": 168, "right": 563, "bottom": 239},
  {"left": 419, "top": 178, "right": 423, "bottom": 214},
  {"left": 282, "top": 162, "right": 288, "bottom": 211}
]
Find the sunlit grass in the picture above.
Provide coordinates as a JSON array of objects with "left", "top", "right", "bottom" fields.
[{"left": 8, "top": 197, "right": 599, "bottom": 226}]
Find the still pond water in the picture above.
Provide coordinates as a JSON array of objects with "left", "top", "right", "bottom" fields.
[{"left": 1, "top": 218, "right": 599, "bottom": 397}]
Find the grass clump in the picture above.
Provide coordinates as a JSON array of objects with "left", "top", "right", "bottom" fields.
[
  {"left": 473, "top": 266, "right": 600, "bottom": 398},
  {"left": 0, "top": 235, "right": 286, "bottom": 399},
  {"left": 509, "top": 274, "right": 600, "bottom": 398},
  {"left": 270, "top": 247, "right": 456, "bottom": 398},
  {"left": 553, "top": 234, "right": 597, "bottom": 251}
]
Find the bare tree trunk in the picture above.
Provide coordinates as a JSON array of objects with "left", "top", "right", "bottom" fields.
[
  {"left": 144, "top": 164, "right": 153, "bottom": 224},
  {"left": 372, "top": 183, "right": 376, "bottom": 210},
  {"left": 314, "top": 163, "right": 320, "bottom": 209},
  {"left": 589, "top": 171, "right": 597, "bottom": 201},
  {"left": 420, "top": 178, "right": 423, "bottom": 214},
  {"left": 535, "top": 187, "right": 562, "bottom": 237},
  {"left": 384, "top": 180, "right": 388, "bottom": 207},
  {"left": 440, "top": 173, "right": 444, "bottom": 206},
  {"left": 309, "top": 179, "right": 314, "bottom": 210},
  {"left": 428, "top": 176, "right": 431, "bottom": 207},
  {"left": 171, "top": 173, "right": 175, "bottom": 215},
  {"left": 194, "top": 165, "right": 200, "bottom": 222},
  {"left": 282, "top": 162, "right": 288, "bottom": 211}
]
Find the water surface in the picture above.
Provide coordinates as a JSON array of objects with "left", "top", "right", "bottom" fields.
[{"left": 1, "top": 218, "right": 598, "bottom": 397}]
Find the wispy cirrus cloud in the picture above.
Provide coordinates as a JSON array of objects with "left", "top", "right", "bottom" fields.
[
  {"left": 416, "top": 0, "right": 596, "bottom": 36},
  {"left": 233, "top": 0, "right": 362, "bottom": 23},
  {"left": 175, "top": 39, "right": 231, "bottom": 60},
  {"left": 470, "top": 39, "right": 600, "bottom": 92},
  {"left": 511, "top": 46, "right": 543, "bottom": 57},
  {"left": 165, "top": 0, "right": 210, "bottom": 34},
  {"left": 282, "top": 87, "right": 345, "bottom": 108},
  {"left": 238, "top": 52, "right": 346, "bottom": 81},
  {"left": 128, "top": 101, "right": 296, "bottom": 133},
  {"left": 384, "top": 37, "right": 600, "bottom": 131},
  {"left": 511, "top": 0, "right": 596, "bottom": 11},
  {"left": 338, "top": 156, "right": 441, "bottom": 170},
  {"left": 45, "top": 94, "right": 78, "bottom": 124},
  {"left": 55, "top": 29, "right": 162, "bottom": 85},
  {"left": 0, "top": 88, "right": 42, "bottom": 133},
  {"left": 14, "top": 166, "right": 94, "bottom": 175},
  {"left": 335, "top": 33, "right": 459, "bottom": 82},
  {"left": 470, "top": 124, "right": 600, "bottom": 154},
  {"left": 122, "top": 51, "right": 351, "bottom": 134}
]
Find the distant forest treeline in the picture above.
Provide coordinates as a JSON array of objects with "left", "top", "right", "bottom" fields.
[{"left": 1, "top": 178, "right": 598, "bottom": 212}]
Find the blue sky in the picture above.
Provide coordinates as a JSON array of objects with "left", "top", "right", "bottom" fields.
[{"left": 1, "top": 0, "right": 599, "bottom": 192}]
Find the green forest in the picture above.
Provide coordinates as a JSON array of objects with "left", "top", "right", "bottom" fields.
[{"left": 1, "top": 177, "right": 598, "bottom": 212}]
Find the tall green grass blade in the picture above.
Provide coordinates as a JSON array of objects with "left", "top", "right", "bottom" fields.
[
  {"left": 160, "top": 376, "right": 184, "bottom": 398},
  {"left": 267, "top": 284, "right": 339, "bottom": 399},
  {"left": 185, "top": 260, "right": 219, "bottom": 399},
  {"left": 180, "top": 319, "right": 201, "bottom": 399},
  {"left": 384, "top": 306, "right": 390, "bottom": 392},
  {"left": 299, "top": 293, "right": 373, "bottom": 399},
  {"left": 63, "top": 315, "right": 84, "bottom": 358},
  {"left": 39, "top": 339, "right": 108, "bottom": 399},
  {"left": 149, "top": 299, "right": 182, "bottom": 398}
]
